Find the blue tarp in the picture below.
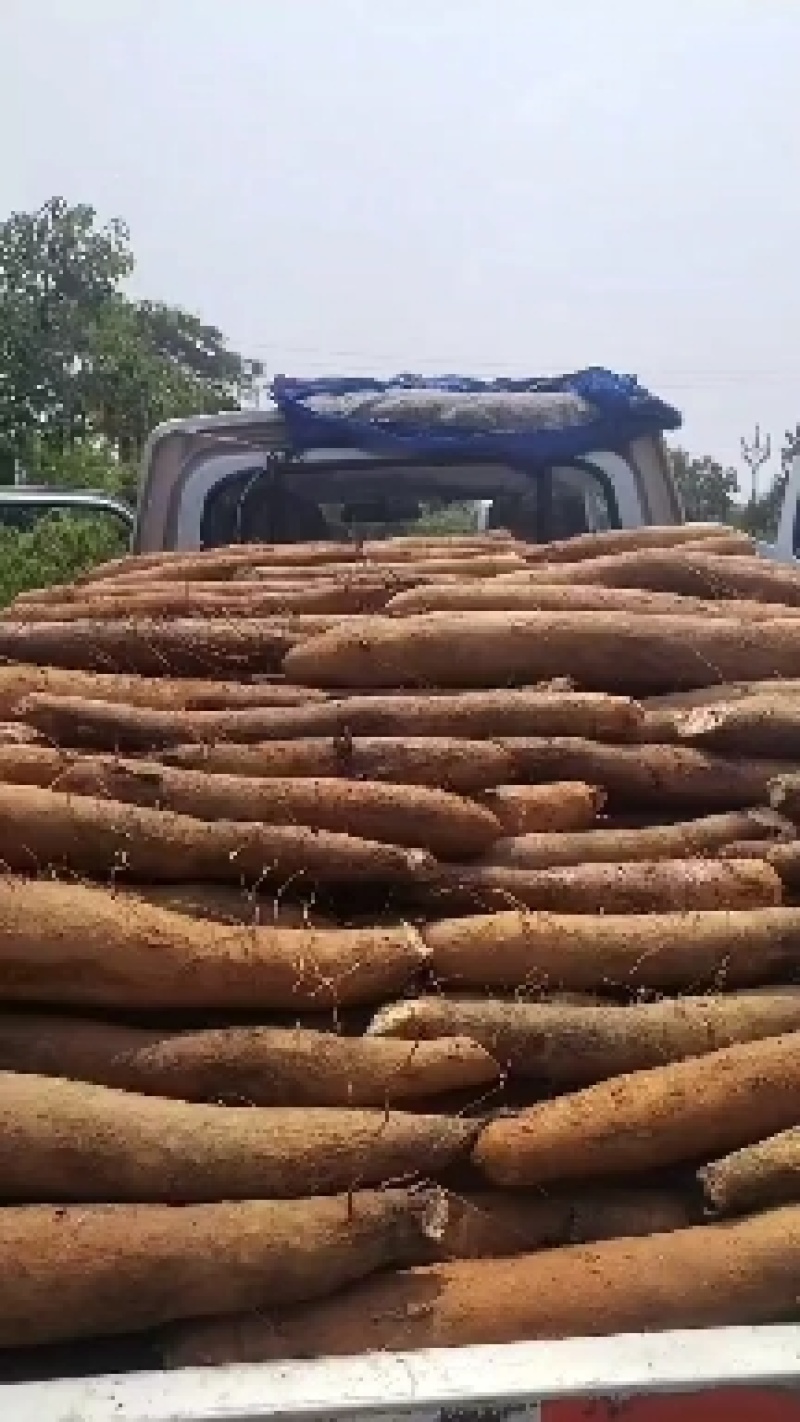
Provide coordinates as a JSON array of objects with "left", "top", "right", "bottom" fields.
[{"left": 271, "top": 368, "right": 681, "bottom": 466}]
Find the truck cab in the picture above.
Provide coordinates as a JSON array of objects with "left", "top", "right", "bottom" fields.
[
  {"left": 0, "top": 370, "right": 685, "bottom": 556},
  {"left": 130, "top": 407, "right": 682, "bottom": 554}
]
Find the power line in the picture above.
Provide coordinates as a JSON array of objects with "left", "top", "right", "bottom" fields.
[{"left": 238, "top": 343, "right": 799, "bottom": 388}]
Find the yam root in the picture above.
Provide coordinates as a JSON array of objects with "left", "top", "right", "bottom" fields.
[
  {"left": 483, "top": 810, "right": 793, "bottom": 870},
  {"left": 0, "top": 780, "right": 432, "bottom": 884},
  {"left": 0, "top": 664, "right": 327, "bottom": 716},
  {"left": 645, "top": 678, "right": 800, "bottom": 711},
  {"left": 677, "top": 698, "right": 800, "bottom": 757},
  {"left": 247, "top": 552, "right": 527, "bottom": 581},
  {"left": 719, "top": 840, "right": 800, "bottom": 892},
  {"left": 282, "top": 610, "right": 800, "bottom": 692},
  {"left": 0, "top": 1072, "right": 477, "bottom": 1201},
  {"left": 298, "top": 690, "right": 644, "bottom": 741},
  {"left": 0, "top": 1015, "right": 500, "bottom": 1106},
  {"left": 0, "top": 618, "right": 318, "bottom": 676},
  {"left": 473, "top": 1032, "right": 800, "bottom": 1188},
  {"left": 370, "top": 989, "right": 800, "bottom": 1085},
  {"left": 2, "top": 751, "right": 501, "bottom": 860},
  {"left": 518, "top": 523, "right": 754, "bottom": 564},
  {"left": 19, "top": 689, "right": 644, "bottom": 750},
  {"left": 433, "top": 1186, "right": 697, "bottom": 1260},
  {"left": 480, "top": 783, "right": 604, "bottom": 835},
  {"left": 770, "top": 773, "right": 800, "bottom": 824},
  {"left": 161, "top": 1205, "right": 800, "bottom": 1363},
  {"left": 423, "top": 857, "right": 783, "bottom": 914},
  {"left": 549, "top": 548, "right": 800, "bottom": 604},
  {"left": 17, "top": 693, "right": 339, "bottom": 749},
  {"left": 387, "top": 582, "right": 792, "bottom": 622},
  {"left": 502, "top": 547, "right": 792, "bottom": 598},
  {"left": 122, "top": 882, "right": 325, "bottom": 927},
  {"left": 162, "top": 737, "right": 517, "bottom": 794},
  {"left": 0, "top": 1190, "right": 443, "bottom": 1348},
  {"left": 423, "top": 907, "right": 800, "bottom": 993},
  {"left": 503, "top": 739, "right": 799, "bottom": 810},
  {"left": 0, "top": 877, "right": 428, "bottom": 1011},
  {"left": 4, "top": 581, "right": 397, "bottom": 622},
  {"left": 700, "top": 1128, "right": 800, "bottom": 1214}
]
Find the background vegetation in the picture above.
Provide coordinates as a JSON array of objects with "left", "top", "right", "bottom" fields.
[{"left": 0, "top": 195, "right": 795, "bottom": 602}]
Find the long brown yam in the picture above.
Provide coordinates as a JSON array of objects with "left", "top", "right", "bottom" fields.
[
  {"left": 19, "top": 688, "right": 644, "bottom": 749},
  {"left": 162, "top": 737, "right": 518, "bottom": 794},
  {"left": 643, "top": 680, "right": 800, "bottom": 742},
  {"left": 645, "top": 678, "right": 800, "bottom": 711},
  {"left": 719, "top": 840, "right": 800, "bottom": 892},
  {"left": 0, "top": 618, "right": 319, "bottom": 675},
  {"left": 434, "top": 1186, "right": 696, "bottom": 1260},
  {"left": 700, "top": 1128, "right": 800, "bottom": 1214},
  {"left": 0, "top": 1191, "right": 443, "bottom": 1348},
  {"left": 18, "top": 693, "right": 340, "bottom": 748},
  {"left": 387, "top": 582, "right": 792, "bottom": 621},
  {"left": 77, "top": 542, "right": 366, "bottom": 582},
  {"left": 480, "top": 783, "right": 604, "bottom": 835},
  {"left": 4, "top": 580, "right": 400, "bottom": 621},
  {"left": 9, "top": 576, "right": 391, "bottom": 615},
  {"left": 483, "top": 810, "right": 793, "bottom": 870},
  {"left": 123, "top": 882, "right": 326, "bottom": 927},
  {"left": 0, "top": 1072, "right": 476, "bottom": 1201},
  {"left": 0, "top": 664, "right": 328, "bottom": 717},
  {"left": 0, "top": 877, "right": 428, "bottom": 1011},
  {"left": 503, "top": 739, "right": 798, "bottom": 810},
  {"left": 162, "top": 1206, "right": 800, "bottom": 1364},
  {"left": 504, "top": 546, "right": 795, "bottom": 598},
  {"left": 0, "top": 751, "right": 501, "bottom": 859},
  {"left": 58, "top": 546, "right": 520, "bottom": 598},
  {"left": 0, "top": 781, "right": 431, "bottom": 884},
  {"left": 283, "top": 610, "right": 800, "bottom": 692},
  {"left": 370, "top": 989, "right": 800, "bottom": 1085},
  {"left": 550, "top": 548, "right": 800, "bottom": 604},
  {"left": 519, "top": 522, "right": 754, "bottom": 563},
  {"left": 0, "top": 1015, "right": 500, "bottom": 1105},
  {"left": 248, "top": 552, "right": 527, "bottom": 581},
  {"left": 474, "top": 1032, "right": 800, "bottom": 1188},
  {"left": 423, "top": 907, "right": 800, "bottom": 993},
  {"left": 426, "top": 857, "right": 782, "bottom": 914},
  {"left": 56, "top": 536, "right": 516, "bottom": 592},
  {"left": 771, "top": 773, "right": 800, "bottom": 823},
  {"left": 676, "top": 697, "right": 800, "bottom": 757}
]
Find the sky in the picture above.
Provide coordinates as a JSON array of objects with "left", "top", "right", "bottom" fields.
[{"left": 1, "top": 0, "right": 798, "bottom": 484}]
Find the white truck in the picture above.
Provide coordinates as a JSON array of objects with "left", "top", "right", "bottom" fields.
[
  {"left": 2, "top": 374, "right": 799, "bottom": 1420},
  {"left": 4, "top": 408, "right": 797, "bottom": 564}
]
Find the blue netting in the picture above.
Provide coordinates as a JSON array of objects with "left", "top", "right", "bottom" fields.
[{"left": 271, "top": 368, "right": 681, "bottom": 465}]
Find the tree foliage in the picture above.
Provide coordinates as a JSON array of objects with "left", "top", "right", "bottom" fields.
[
  {"left": 669, "top": 447, "right": 739, "bottom": 524},
  {"left": 0, "top": 196, "right": 262, "bottom": 600},
  {"left": 0, "top": 512, "right": 127, "bottom": 607},
  {"left": 0, "top": 196, "right": 260, "bottom": 478}
]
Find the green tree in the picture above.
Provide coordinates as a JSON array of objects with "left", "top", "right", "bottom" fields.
[
  {"left": 669, "top": 447, "right": 739, "bottom": 523},
  {"left": 0, "top": 196, "right": 259, "bottom": 474},
  {"left": 0, "top": 512, "right": 127, "bottom": 606},
  {"left": 0, "top": 197, "right": 132, "bottom": 467},
  {"left": 85, "top": 298, "right": 261, "bottom": 461},
  {"left": 0, "top": 195, "right": 261, "bottom": 599}
]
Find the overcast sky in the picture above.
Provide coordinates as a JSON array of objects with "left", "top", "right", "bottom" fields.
[{"left": 1, "top": 0, "right": 798, "bottom": 481}]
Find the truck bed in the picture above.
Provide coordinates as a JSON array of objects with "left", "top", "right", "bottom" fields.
[{"left": 4, "top": 1328, "right": 800, "bottom": 1421}]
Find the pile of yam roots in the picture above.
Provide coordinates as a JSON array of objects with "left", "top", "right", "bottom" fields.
[{"left": 0, "top": 520, "right": 799, "bottom": 1377}]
